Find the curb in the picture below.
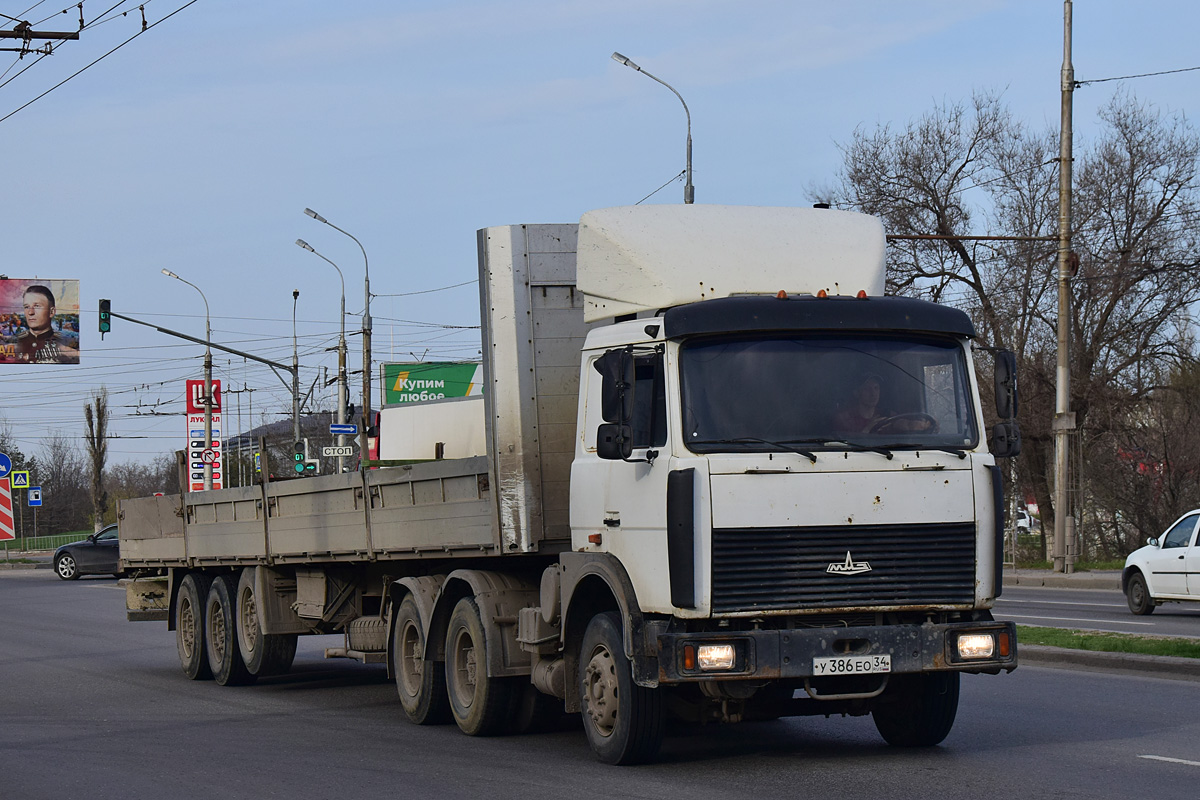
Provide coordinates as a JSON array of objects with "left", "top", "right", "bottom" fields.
[
  {"left": 1002, "top": 573, "right": 1121, "bottom": 591},
  {"left": 0, "top": 561, "right": 51, "bottom": 570},
  {"left": 1019, "top": 643, "right": 1200, "bottom": 683}
]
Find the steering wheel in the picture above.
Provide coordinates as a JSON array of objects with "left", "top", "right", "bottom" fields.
[{"left": 869, "top": 412, "right": 939, "bottom": 435}]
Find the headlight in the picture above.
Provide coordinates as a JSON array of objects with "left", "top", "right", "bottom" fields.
[
  {"left": 697, "top": 644, "right": 736, "bottom": 670},
  {"left": 956, "top": 633, "right": 996, "bottom": 659}
]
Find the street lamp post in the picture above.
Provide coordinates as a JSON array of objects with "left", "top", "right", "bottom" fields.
[
  {"left": 296, "top": 239, "right": 348, "bottom": 473},
  {"left": 291, "top": 289, "right": 301, "bottom": 445},
  {"left": 161, "top": 269, "right": 214, "bottom": 491},
  {"left": 611, "top": 51, "right": 694, "bottom": 204},
  {"left": 304, "top": 208, "right": 371, "bottom": 461}
]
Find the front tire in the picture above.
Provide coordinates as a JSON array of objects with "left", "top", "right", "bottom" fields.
[
  {"left": 579, "top": 611, "right": 664, "bottom": 765},
  {"left": 235, "top": 568, "right": 297, "bottom": 677},
  {"left": 206, "top": 573, "right": 256, "bottom": 686},
  {"left": 445, "top": 596, "right": 514, "bottom": 736},
  {"left": 394, "top": 594, "right": 450, "bottom": 724},
  {"left": 1126, "top": 572, "right": 1155, "bottom": 615},
  {"left": 872, "top": 672, "right": 959, "bottom": 747},
  {"left": 55, "top": 553, "right": 79, "bottom": 580},
  {"left": 176, "top": 572, "right": 213, "bottom": 680}
]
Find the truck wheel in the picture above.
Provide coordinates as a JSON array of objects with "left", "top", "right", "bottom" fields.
[
  {"left": 236, "top": 568, "right": 298, "bottom": 676},
  {"left": 206, "top": 573, "right": 257, "bottom": 686},
  {"left": 176, "top": 572, "right": 213, "bottom": 680},
  {"left": 579, "top": 611, "right": 664, "bottom": 765},
  {"left": 445, "top": 596, "right": 514, "bottom": 736},
  {"left": 1126, "top": 572, "right": 1155, "bottom": 615},
  {"left": 872, "top": 672, "right": 959, "bottom": 747},
  {"left": 393, "top": 594, "right": 450, "bottom": 724}
]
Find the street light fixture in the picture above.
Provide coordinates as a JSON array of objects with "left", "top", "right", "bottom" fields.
[
  {"left": 295, "top": 238, "right": 349, "bottom": 472},
  {"left": 161, "top": 268, "right": 215, "bottom": 491},
  {"left": 304, "top": 208, "right": 372, "bottom": 462},
  {"left": 611, "top": 51, "right": 694, "bottom": 204}
]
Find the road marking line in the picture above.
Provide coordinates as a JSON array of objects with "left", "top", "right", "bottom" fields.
[
  {"left": 1140, "top": 755, "right": 1200, "bottom": 768},
  {"left": 999, "top": 613, "right": 1157, "bottom": 626},
  {"left": 998, "top": 599, "right": 1127, "bottom": 609}
]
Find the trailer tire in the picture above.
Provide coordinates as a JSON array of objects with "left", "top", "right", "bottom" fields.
[
  {"left": 394, "top": 594, "right": 451, "bottom": 724},
  {"left": 176, "top": 572, "right": 213, "bottom": 681},
  {"left": 206, "top": 573, "right": 257, "bottom": 687},
  {"left": 445, "top": 596, "right": 515, "bottom": 736},
  {"left": 236, "top": 568, "right": 297, "bottom": 677},
  {"left": 579, "top": 611, "right": 664, "bottom": 765},
  {"left": 872, "top": 672, "right": 959, "bottom": 747}
]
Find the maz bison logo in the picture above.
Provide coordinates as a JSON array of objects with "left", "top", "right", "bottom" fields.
[{"left": 827, "top": 551, "right": 872, "bottom": 576}]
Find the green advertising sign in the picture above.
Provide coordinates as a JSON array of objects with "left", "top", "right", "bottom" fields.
[{"left": 382, "top": 362, "right": 483, "bottom": 405}]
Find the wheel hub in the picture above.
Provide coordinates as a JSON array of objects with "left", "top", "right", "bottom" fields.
[{"left": 583, "top": 646, "right": 619, "bottom": 736}]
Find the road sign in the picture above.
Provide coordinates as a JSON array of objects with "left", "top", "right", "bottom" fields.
[
  {"left": 0, "top": 452, "right": 11, "bottom": 479},
  {"left": 10, "top": 470, "right": 29, "bottom": 489},
  {"left": 330, "top": 424, "right": 358, "bottom": 436},
  {"left": 0, "top": 478, "right": 13, "bottom": 540},
  {"left": 322, "top": 445, "right": 356, "bottom": 457},
  {"left": 28, "top": 487, "right": 42, "bottom": 507},
  {"left": 201, "top": 448, "right": 219, "bottom": 464}
]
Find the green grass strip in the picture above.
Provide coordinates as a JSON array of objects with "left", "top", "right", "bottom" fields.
[{"left": 1017, "top": 625, "right": 1200, "bottom": 659}]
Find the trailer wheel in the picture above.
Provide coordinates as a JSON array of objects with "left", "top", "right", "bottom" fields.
[
  {"left": 393, "top": 595, "right": 451, "bottom": 724},
  {"left": 872, "top": 672, "right": 959, "bottom": 747},
  {"left": 236, "top": 568, "right": 298, "bottom": 677},
  {"left": 445, "top": 596, "right": 514, "bottom": 736},
  {"left": 206, "top": 573, "right": 257, "bottom": 686},
  {"left": 176, "top": 572, "right": 213, "bottom": 681},
  {"left": 579, "top": 611, "right": 664, "bottom": 765}
]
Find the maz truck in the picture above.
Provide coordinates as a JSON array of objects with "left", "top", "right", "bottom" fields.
[{"left": 120, "top": 204, "right": 1020, "bottom": 765}]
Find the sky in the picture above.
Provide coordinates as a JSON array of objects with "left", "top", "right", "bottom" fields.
[{"left": 1, "top": 0, "right": 1198, "bottom": 470}]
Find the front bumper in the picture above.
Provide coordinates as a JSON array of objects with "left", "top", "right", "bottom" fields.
[{"left": 654, "top": 620, "right": 1017, "bottom": 683}]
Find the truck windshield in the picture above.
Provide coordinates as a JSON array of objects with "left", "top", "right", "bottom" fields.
[{"left": 679, "top": 333, "right": 979, "bottom": 454}]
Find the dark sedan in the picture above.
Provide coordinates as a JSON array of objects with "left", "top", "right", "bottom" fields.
[{"left": 54, "top": 525, "right": 121, "bottom": 580}]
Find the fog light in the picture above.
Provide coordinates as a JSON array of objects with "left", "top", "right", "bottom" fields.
[
  {"left": 697, "top": 644, "right": 736, "bottom": 670},
  {"left": 957, "top": 633, "right": 995, "bottom": 659}
]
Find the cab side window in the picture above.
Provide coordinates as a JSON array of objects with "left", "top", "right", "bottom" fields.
[
  {"left": 1162, "top": 515, "right": 1198, "bottom": 549},
  {"left": 631, "top": 354, "right": 667, "bottom": 449}
]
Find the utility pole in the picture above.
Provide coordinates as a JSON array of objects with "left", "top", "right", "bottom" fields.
[{"left": 1053, "top": 0, "right": 1076, "bottom": 574}]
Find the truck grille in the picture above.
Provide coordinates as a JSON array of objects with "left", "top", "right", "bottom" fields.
[{"left": 711, "top": 522, "right": 976, "bottom": 614}]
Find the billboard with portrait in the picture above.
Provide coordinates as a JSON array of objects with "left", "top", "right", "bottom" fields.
[{"left": 0, "top": 278, "right": 81, "bottom": 365}]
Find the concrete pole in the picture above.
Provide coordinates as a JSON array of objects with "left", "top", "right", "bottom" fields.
[{"left": 1053, "top": 0, "right": 1075, "bottom": 573}]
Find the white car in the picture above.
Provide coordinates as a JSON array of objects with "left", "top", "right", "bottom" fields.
[{"left": 1123, "top": 510, "right": 1200, "bottom": 614}]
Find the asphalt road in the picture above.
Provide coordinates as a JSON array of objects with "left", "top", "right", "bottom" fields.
[
  {"left": 996, "top": 585, "right": 1200, "bottom": 638},
  {"left": 3, "top": 569, "right": 1200, "bottom": 800}
]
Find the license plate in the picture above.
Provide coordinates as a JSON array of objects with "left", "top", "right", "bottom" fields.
[{"left": 812, "top": 654, "right": 891, "bottom": 676}]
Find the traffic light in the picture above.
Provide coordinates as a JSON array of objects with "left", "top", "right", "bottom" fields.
[
  {"left": 293, "top": 441, "right": 306, "bottom": 474},
  {"left": 98, "top": 299, "right": 111, "bottom": 334}
]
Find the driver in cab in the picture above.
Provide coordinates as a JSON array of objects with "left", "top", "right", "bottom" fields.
[{"left": 833, "top": 372, "right": 935, "bottom": 434}]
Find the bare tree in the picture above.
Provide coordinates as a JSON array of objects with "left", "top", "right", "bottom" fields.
[
  {"left": 84, "top": 389, "right": 109, "bottom": 533},
  {"left": 824, "top": 91, "right": 1200, "bottom": 558}
]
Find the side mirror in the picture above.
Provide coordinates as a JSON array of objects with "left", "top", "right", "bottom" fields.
[
  {"left": 596, "top": 423, "right": 633, "bottom": 461},
  {"left": 994, "top": 350, "right": 1018, "bottom": 420},
  {"left": 1147, "top": 536, "right": 1159, "bottom": 548},
  {"left": 991, "top": 420, "right": 1021, "bottom": 458},
  {"left": 595, "top": 348, "right": 635, "bottom": 424}
]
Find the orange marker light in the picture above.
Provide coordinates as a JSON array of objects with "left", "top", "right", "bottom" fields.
[
  {"left": 587, "top": 533, "right": 602, "bottom": 545},
  {"left": 998, "top": 631, "right": 1011, "bottom": 657},
  {"left": 683, "top": 645, "right": 696, "bottom": 671},
  {"left": 817, "top": 289, "right": 828, "bottom": 298},
  {"left": 856, "top": 290, "right": 868, "bottom": 298},
  {"left": 776, "top": 290, "right": 788, "bottom": 299}
]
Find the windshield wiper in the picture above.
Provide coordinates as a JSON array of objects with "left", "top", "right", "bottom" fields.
[
  {"left": 690, "top": 437, "right": 817, "bottom": 463},
  {"left": 876, "top": 443, "right": 968, "bottom": 460},
  {"left": 820, "top": 439, "right": 895, "bottom": 459}
]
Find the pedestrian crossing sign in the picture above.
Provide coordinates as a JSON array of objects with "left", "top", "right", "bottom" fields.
[{"left": 11, "top": 471, "right": 29, "bottom": 489}]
